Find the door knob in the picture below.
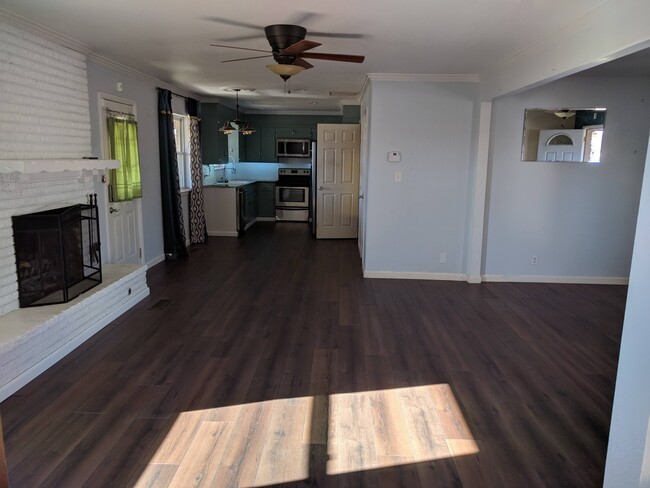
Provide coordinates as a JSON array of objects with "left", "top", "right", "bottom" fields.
[
  {"left": 317, "top": 186, "right": 330, "bottom": 190},
  {"left": 109, "top": 207, "right": 119, "bottom": 214}
]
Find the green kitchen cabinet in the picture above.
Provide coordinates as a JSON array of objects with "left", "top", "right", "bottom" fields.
[
  {"left": 260, "top": 128, "right": 276, "bottom": 161},
  {"left": 257, "top": 182, "right": 276, "bottom": 218},
  {"left": 244, "top": 130, "right": 261, "bottom": 162},
  {"left": 244, "top": 127, "right": 276, "bottom": 162},
  {"left": 275, "top": 127, "right": 313, "bottom": 139}
]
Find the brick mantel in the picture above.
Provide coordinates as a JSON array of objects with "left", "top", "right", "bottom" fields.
[{"left": 0, "top": 160, "right": 119, "bottom": 174}]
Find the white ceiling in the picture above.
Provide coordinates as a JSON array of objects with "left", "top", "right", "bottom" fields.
[{"left": 0, "top": 0, "right": 619, "bottom": 113}]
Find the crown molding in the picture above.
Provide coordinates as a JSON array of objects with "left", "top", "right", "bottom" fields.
[
  {"left": 0, "top": 8, "right": 197, "bottom": 100},
  {"left": 366, "top": 73, "right": 481, "bottom": 83},
  {"left": 0, "top": 8, "right": 90, "bottom": 54},
  {"left": 244, "top": 109, "right": 342, "bottom": 116}
]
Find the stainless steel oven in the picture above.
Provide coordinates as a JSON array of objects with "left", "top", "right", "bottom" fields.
[
  {"left": 276, "top": 186, "right": 309, "bottom": 207},
  {"left": 276, "top": 168, "right": 310, "bottom": 222}
]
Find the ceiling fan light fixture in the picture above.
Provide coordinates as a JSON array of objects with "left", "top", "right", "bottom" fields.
[
  {"left": 554, "top": 110, "right": 576, "bottom": 119},
  {"left": 266, "top": 63, "right": 305, "bottom": 79}
]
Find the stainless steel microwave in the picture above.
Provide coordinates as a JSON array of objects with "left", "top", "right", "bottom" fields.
[{"left": 276, "top": 138, "right": 311, "bottom": 158}]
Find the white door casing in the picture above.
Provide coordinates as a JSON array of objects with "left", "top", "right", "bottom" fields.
[
  {"left": 358, "top": 108, "right": 369, "bottom": 262},
  {"left": 97, "top": 94, "right": 144, "bottom": 265},
  {"left": 316, "top": 124, "right": 361, "bottom": 239}
]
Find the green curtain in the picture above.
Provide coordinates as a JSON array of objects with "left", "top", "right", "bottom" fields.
[{"left": 108, "top": 117, "right": 142, "bottom": 201}]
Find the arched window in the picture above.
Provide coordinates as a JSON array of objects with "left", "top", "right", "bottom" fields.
[{"left": 547, "top": 134, "right": 574, "bottom": 146}]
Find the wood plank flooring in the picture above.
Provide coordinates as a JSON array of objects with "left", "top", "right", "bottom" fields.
[{"left": 0, "top": 222, "right": 626, "bottom": 487}]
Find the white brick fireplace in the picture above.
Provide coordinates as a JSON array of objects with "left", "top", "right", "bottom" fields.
[{"left": 0, "top": 20, "right": 149, "bottom": 401}]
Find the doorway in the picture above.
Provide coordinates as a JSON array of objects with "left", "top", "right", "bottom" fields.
[{"left": 97, "top": 93, "right": 144, "bottom": 265}]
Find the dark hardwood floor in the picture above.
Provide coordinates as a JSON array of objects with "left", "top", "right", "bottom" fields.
[{"left": 0, "top": 222, "right": 626, "bottom": 487}]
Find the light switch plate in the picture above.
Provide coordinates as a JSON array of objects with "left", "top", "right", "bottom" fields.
[{"left": 388, "top": 151, "right": 401, "bottom": 162}]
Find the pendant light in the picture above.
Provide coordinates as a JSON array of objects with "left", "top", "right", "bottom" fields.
[{"left": 219, "top": 88, "right": 256, "bottom": 135}]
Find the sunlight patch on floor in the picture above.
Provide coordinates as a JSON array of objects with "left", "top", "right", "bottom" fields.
[{"left": 137, "top": 384, "right": 478, "bottom": 487}]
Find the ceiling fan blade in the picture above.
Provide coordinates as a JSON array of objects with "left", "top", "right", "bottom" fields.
[
  {"left": 222, "top": 54, "right": 273, "bottom": 63},
  {"left": 210, "top": 44, "right": 270, "bottom": 54},
  {"left": 287, "top": 12, "right": 321, "bottom": 26},
  {"left": 299, "top": 52, "right": 365, "bottom": 63},
  {"left": 216, "top": 34, "right": 267, "bottom": 43},
  {"left": 308, "top": 31, "right": 366, "bottom": 39},
  {"left": 294, "top": 58, "right": 314, "bottom": 70},
  {"left": 203, "top": 17, "right": 264, "bottom": 31},
  {"left": 282, "top": 40, "right": 322, "bottom": 55}
]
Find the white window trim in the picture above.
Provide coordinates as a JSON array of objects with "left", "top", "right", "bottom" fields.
[{"left": 173, "top": 114, "right": 192, "bottom": 191}]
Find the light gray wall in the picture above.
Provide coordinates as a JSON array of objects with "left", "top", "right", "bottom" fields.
[
  {"left": 364, "top": 81, "right": 479, "bottom": 276},
  {"left": 484, "top": 75, "right": 650, "bottom": 280},
  {"left": 604, "top": 134, "right": 650, "bottom": 487},
  {"left": 86, "top": 61, "right": 164, "bottom": 266}
]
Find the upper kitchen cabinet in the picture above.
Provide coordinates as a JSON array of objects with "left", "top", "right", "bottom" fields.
[
  {"left": 275, "top": 127, "right": 313, "bottom": 139},
  {"left": 245, "top": 127, "right": 276, "bottom": 162},
  {"left": 201, "top": 103, "right": 236, "bottom": 164}
]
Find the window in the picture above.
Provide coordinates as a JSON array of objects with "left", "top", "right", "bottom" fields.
[
  {"left": 584, "top": 127, "right": 604, "bottom": 163},
  {"left": 173, "top": 115, "right": 191, "bottom": 189}
]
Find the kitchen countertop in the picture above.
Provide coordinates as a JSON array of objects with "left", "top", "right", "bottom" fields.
[
  {"left": 204, "top": 180, "right": 255, "bottom": 188},
  {"left": 204, "top": 179, "right": 277, "bottom": 188}
]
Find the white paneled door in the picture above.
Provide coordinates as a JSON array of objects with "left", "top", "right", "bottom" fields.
[
  {"left": 99, "top": 95, "right": 143, "bottom": 265},
  {"left": 316, "top": 124, "right": 361, "bottom": 239}
]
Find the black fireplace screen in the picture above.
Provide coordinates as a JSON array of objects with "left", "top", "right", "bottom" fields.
[{"left": 12, "top": 197, "right": 102, "bottom": 307}]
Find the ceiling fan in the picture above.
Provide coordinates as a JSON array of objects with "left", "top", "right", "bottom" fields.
[{"left": 210, "top": 24, "right": 365, "bottom": 81}]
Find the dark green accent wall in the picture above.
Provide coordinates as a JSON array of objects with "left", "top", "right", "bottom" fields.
[{"left": 342, "top": 105, "right": 361, "bottom": 123}]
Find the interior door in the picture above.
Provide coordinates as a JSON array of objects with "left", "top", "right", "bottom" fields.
[
  {"left": 316, "top": 124, "right": 360, "bottom": 239},
  {"left": 537, "top": 129, "right": 585, "bottom": 162},
  {"left": 99, "top": 95, "right": 143, "bottom": 264}
]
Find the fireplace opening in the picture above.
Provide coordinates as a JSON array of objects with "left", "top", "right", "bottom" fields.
[{"left": 12, "top": 196, "right": 102, "bottom": 308}]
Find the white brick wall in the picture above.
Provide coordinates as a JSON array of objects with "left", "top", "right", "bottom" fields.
[
  {"left": 0, "top": 21, "right": 92, "bottom": 159},
  {"left": 0, "top": 23, "right": 150, "bottom": 399},
  {"left": 0, "top": 21, "right": 96, "bottom": 316},
  {"left": 0, "top": 264, "right": 149, "bottom": 401}
]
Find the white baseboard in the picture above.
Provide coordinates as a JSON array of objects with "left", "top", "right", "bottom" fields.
[
  {"left": 482, "top": 274, "right": 629, "bottom": 285},
  {"left": 0, "top": 287, "right": 150, "bottom": 402},
  {"left": 363, "top": 271, "right": 467, "bottom": 281},
  {"left": 208, "top": 230, "right": 238, "bottom": 237},
  {"left": 467, "top": 274, "right": 482, "bottom": 284},
  {"left": 147, "top": 254, "right": 165, "bottom": 269}
]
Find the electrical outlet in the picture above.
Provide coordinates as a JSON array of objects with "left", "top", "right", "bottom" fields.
[
  {"left": 439, "top": 252, "right": 447, "bottom": 264},
  {"left": 531, "top": 255, "right": 538, "bottom": 265},
  {"left": 394, "top": 171, "right": 402, "bottom": 183}
]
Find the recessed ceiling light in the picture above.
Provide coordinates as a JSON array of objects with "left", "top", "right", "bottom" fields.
[{"left": 308, "top": 102, "right": 318, "bottom": 105}]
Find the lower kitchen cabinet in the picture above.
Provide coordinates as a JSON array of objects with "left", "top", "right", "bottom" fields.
[
  {"left": 204, "top": 187, "right": 238, "bottom": 236},
  {"left": 257, "top": 182, "right": 276, "bottom": 219}
]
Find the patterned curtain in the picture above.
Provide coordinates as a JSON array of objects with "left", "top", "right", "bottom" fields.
[
  {"left": 157, "top": 88, "right": 188, "bottom": 260},
  {"left": 187, "top": 98, "right": 207, "bottom": 244}
]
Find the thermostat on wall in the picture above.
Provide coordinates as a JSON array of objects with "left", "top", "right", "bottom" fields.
[{"left": 388, "top": 151, "right": 401, "bottom": 162}]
